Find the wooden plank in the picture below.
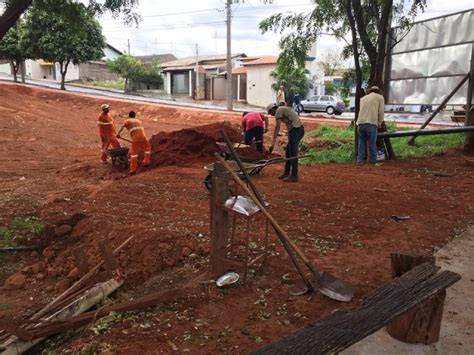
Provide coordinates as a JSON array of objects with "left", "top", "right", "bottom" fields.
[
  {"left": 210, "top": 162, "right": 229, "bottom": 278},
  {"left": 28, "top": 236, "right": 134, "bottom": 322},
  {"left": 99, "top": 240, "right": 119, "bottom": 274},
  {"left": 72, "top": 247, "right": 89, "bottom": 276},
  {"left": 27, "top": 272, "right": 207, "bottom": 340},
  {"left": 252, "top": 265, "right": 460, "bottom": 355},
  {"left": 0, "top": 319, "right": 33, "bottom": 341}
]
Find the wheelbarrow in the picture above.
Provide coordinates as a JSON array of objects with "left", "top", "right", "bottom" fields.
[
  {"left": 216, "top": 141, "right": 263, "bottom": 161},
  {"left": 106, "top": 147, "right": 129, "bottom": 169},
  {"left": 203, "top": 155, "right": 310, "bottom": 191}
]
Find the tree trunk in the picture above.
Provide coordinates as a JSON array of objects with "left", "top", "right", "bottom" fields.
[
  {"left": 0, "top": 0, "right": 33, "bottom": 40},
  {"left": 464, "top": 109, "right": 474, "bottom": 154},
  {"left": 386, "top": 252, "right": 445, "bottom": 345},
  {"left": 10, "top": 60, "right": 18, "bottom": 82},
  {"left": 59, "top": 61, "right": 70, "bottom": 90},
  {"left": 124, "top": 77, "right": 129, "bottom": 93},
  {"left": 344, "top": 0, "right": 363, "bottom": 160}
]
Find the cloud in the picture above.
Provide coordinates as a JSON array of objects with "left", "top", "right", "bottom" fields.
[{"left": 100, "top": 0, "right": 474, "bottom": 59}]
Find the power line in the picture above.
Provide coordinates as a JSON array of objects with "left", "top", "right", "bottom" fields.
[{"left": 104, "top": 21, "right": 225, "bottom": 32}]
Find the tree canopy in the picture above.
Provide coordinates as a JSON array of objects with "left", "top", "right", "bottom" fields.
[
  {"left": 106, "top": 55, "right": 164, "bottom": 92},
  {"left": 0, "top": 0, "right": 139, "bottom": 40},
  {"left": 0, "top": 21, "right": 25, "bottom": 82},
  {"left": 270, "top": 56, "right": 312, "bottom": 105},
  {"left": 260, "top": 0, "right": 426, "bottom": 116},
  {"left": 22, "top": 2, "right": 106, "bottom": 89}
]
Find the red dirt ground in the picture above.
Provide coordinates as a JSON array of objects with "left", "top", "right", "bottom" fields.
[{"left": 0, "top": 82, "right": 472, "bottom": 353}]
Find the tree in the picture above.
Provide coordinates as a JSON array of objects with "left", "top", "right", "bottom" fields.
[
  {"left": 260, "top": 0, "right": 426, "bottom": 118},
  {"left": 22, "top": 2, "right": 106, "bottom": 90},
  {"left": 0, "top": 0, "right": 139, "bottom": 40},
  {"left": 139, "top": 59, "right": 164, "bottom": 88},
  {"left": 318, "top": 49, "right": 343, "bottom": 76},
  {"left": 0, "top": 21, "right": 26, "bottom": 82},
  {"left": 107, "top": 55, "right": 145, "bottom": 93},
  {"left": 270, "top": 56, "right": 312, "bottom": 105}
]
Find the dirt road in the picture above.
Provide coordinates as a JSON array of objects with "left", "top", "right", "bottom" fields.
[{"left": 0, "top": 82, "right": 472, "bottom": 353}]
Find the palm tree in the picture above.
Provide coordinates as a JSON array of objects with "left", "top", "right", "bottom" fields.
[{"left": 270, "top": 57, "right": 312, "bottom": 106}]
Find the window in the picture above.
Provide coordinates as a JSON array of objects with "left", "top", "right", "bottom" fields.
[
  {"left": 329, "top": 96, "right": 336, "bottom": 102},
  {"left": 321, "top": 96, "right": 329, "bottom": 101},
  {"left": 310, "top": 96, "right": 319, "bottom": 101}
]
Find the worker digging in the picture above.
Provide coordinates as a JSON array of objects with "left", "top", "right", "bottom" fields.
[
  {"left": 97, "top": 103, "right": 121, "bottom": 164},
  {"left": 267, "top": 103, "right": 305, "bottom": 182},
  {"left": 116, "top": 111, "right": 152, "bottom": 175}
]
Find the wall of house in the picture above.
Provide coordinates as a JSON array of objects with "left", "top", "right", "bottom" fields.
[
  {"left": 246, "top": 64, "right": 276, "bottom": 107},
  {"left": 54, "top": 63, "right": 79, "bottom": 81},
  {"left": 79, "top": 61, "right": 120, "bottom": 82},
  {"left": 0, "top": 62, "right": 11, "bottom": 75},
  {"left": 103, "top": 47, "right": 121, "bottom": 61}
]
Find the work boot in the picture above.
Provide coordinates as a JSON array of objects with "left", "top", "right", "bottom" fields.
[
  {"left": 278, "top": 174, "right": 289, "bottom": 180},
  {"left": 129, "top": 171, "right": 137, "bottom": 176},
  {"left": 283, "top": 176, "right": 298, "bottom": 182}
]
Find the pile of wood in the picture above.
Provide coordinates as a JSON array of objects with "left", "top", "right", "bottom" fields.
[{"left": 0, "top": 238, "right": 133, "bottom": 353}]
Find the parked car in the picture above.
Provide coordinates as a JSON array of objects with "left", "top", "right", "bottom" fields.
[{"left": 300, "top": 95, "right": 345, "bottom": 115}]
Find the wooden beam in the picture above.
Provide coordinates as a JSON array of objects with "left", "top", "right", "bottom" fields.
[
  {"left": 252, "top": 264, "right": 460, "bottom": 354},
  {"left": 210, "top": 162, "right": 229, "bottom": 278}
]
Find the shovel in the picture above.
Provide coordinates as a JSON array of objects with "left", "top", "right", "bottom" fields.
[
  {"left": 219, "top": 130, "right": 354, "bottom": 302},
  {"left": 117, "top": 135, "right": 132, "bottom": 144}
]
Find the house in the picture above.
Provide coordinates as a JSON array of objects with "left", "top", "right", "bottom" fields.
[
  {"left": 0, "top": 43, "right": 123, "bottom": 82},
  {"left": 244, "top": 56, "right": 279, "bottom": 107},
  {"left": 161, "top": 53, "right": 247, "bottom": 99},
  {"left": 78, "top": 43, "right": 124, "bottom": 82}
]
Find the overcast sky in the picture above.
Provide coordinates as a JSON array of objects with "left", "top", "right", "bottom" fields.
[{"left": 100, "top": 0, "right": 473, "bottom": 61}]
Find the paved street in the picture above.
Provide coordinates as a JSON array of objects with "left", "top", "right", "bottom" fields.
[{"left": 0, "top": 74, "right": 458, "bottom": 126}]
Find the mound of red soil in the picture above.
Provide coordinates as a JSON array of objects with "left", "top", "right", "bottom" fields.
[{"left": 148, "top": 122, "right": 243, "bottom": 167}]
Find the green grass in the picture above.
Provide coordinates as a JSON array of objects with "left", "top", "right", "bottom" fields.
[
  {"left": 0, "top": 216, "right": 43, "bottom": 247},
  {"left": 301, "top": 124, "right": 465, "bottom": 165},
  {"left": 76, "top": 79, "right": 125, "bottom": 91}
]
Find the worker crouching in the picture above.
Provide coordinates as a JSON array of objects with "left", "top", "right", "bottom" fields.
[
  {"left": 116, "top": 111, "right": 151, "bottom": 175},
  {"left": 98, "top": 104, "right": 121, "bottom": 163}
]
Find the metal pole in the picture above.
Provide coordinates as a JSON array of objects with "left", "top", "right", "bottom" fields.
[
  {"left": 464, "top": 44, "right": 474, "bottom": 126},
  {"left": 408, "top": 74, "right": 469, "bottom": 145},
  {"left": 127, "top": 39, "right": 130, "bottom": 55},
  {"left": 195, "top": 43, "right": 199, "bottom": 100},
  {"left": 225, "top": 0, "right": 233, "bottom": 111},
  {"left": 378, "top": 125, "right": 474, "bottom": 138}
]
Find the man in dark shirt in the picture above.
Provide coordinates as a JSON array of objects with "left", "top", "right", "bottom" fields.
[{"left": 267, "top": 103, "right": 305, "bottom": 182}]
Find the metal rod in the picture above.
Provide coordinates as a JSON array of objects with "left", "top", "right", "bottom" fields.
[
  {"left": 464, "top": 44, "right": 474, "bottom": 126},
  {"left": 408, "top": 74, "right": 469, "bottom": 145},
  {"left": 389, "top": 73, "right": 467, "bottom": 82},
  {"left": 378, "top": 126, "right": 474, "bottom": 138}
]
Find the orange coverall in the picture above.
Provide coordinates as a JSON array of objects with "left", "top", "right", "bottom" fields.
[
  {"left": 98, "top": 112, "right": 120, "bottom": 161},
  {"left": 123, "top": 118, "right": 151, "bottom": 173}
]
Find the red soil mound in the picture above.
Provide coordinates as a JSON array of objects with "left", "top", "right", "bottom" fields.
[{"left": 148, "top": 122, "right": 243, "bottom": 167}]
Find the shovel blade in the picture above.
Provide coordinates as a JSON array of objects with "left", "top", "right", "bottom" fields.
[{"left": 318, "top": 271, "right": 354, "bottom": 303}]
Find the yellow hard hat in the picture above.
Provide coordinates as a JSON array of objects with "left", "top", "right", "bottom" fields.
[{"left": 101, "top": 104, "right": 110, "bottom": 110}]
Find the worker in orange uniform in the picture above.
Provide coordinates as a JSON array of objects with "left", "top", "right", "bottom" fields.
[
  {"left": 116, "top": 111, "right": 151, "bottom": 175},
  {"left": 97, "top": 103, "right": 121, "bottom": 163}
]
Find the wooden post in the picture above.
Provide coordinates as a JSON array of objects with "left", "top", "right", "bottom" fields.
[
  {"left": 210, "top": 162, "right": 229, "bottom": 278},
  {"left": 386, "top": 251, "right": 445, "bottom": 344}
]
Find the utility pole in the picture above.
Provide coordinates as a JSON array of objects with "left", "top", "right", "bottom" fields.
[
  {"left": 225, "top": 0, "right": 233, "bottom": 111},
  {"left": 127, "top": 39, "right": 131, "bottom": 55},
  {"left": 195, "top": 43, "right": 199, "bottom": 100}
]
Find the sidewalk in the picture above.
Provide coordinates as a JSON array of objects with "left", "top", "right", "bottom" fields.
[{"left": 344, "top": 225, "right": 474, "bottom": 354}]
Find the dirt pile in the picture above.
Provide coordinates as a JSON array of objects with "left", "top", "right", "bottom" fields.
[{"left": 148, "top": 122, "right": 242, "bottom": 167}]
